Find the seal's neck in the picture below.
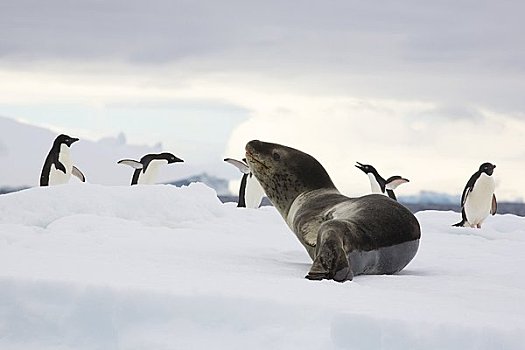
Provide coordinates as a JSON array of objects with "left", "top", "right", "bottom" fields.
[{"left": 281, "top": 188, "right": 340, "bottom": 224}]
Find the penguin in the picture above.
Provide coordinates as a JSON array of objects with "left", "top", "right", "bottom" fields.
[
  {"left": 355, "top": 162, "right": 409, "bottom": 201},
  {"left": 224, "top": 157, "right": 265, "bottom": 208},
  {"left": 453, "top": 162, "right": 497, "bottom": 228},
  {"left": 117, "top": 152, "right": 184, "bottom": 185},
  {"left": 40, "top": 134, "right": 86, "bottom": 186}
]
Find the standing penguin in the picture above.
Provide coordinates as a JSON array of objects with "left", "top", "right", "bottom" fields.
[
  {"left": 453, "top": 162, "right": 497, "bottom": 228},
  {"left": 40, "top": 134, "right": 86, "bottom": 186},
  {"left": 224, "top": 158, "right": 265, "bottom": 208},
  {"left": 117, "top": 152, "right": 184, "bottom": 185},
  {"left": 355, "top": 162, "right": 409, "bottom": 200}
]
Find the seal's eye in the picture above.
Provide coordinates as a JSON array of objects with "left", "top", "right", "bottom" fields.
[{"left": 272, "top": 152, "right": 281, "bottom": 161}]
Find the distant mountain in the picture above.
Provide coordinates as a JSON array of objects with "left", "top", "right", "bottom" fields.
[
  {"left": 398, "top": 191, "right": 460, "bottom": 205},
  {"left": 0, "top": 116, "right": 197, "bottom": 187},
  {"left": 167, "top": 173, "right": 231, "bottom": 196},
  {"left": 0, "top": 186, "right": 28, "bottom": 195}
]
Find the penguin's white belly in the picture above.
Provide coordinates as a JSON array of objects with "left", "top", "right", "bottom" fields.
[
  {"left": 48, "top": 146, "right": 72, "bottom": 185},
  {"left": 138, "top": 160, "right": 166, "bottom": 185},
  {"left": 464, "top": 174, "right": 495, "bottom": 225},
  {"left": 367, "top": 174, "right": 384, "bottom": 195},
  {"left": 245, "top": 175, "right": 265, "bottom": 208}
]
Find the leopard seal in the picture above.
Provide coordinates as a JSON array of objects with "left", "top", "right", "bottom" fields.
[{"left": 245, "top": 140, "right": 420, "bottom": 282}]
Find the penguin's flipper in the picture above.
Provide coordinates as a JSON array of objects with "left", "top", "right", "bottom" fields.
[
  {"left": 461, "top": 187, "right": 472, "bottom": 207},
  {"left": 117, "top": 159, "right": 144, "bottom": 169},
  {"left": 385, "top": 176, "right": 409, "bottom": 190},
  {"left": 491, "top": 193, "right": 497, "bottom": 215},
  {"left": 55, "top": 161, "right": 67, "bottom": 174},
  {"left": 386, "top": 189, "right": 397, "bottom": 201},
  {"left": 224, "top": 158, "right": 250, "bottom": 174},
  {"left": 72, "top": 166, "right": 86, "bottom": 182}
]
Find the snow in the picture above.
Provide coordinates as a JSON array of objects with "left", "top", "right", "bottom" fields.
[{"left": 0, "top": 183, "right": 524, "bottom": 349}]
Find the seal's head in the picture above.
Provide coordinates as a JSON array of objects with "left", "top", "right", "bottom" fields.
[{"left": 245, "top": 140, "right": 336, "bottom": 216}]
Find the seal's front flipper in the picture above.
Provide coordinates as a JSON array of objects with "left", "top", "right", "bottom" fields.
[{"left": 305, "top": 222, "right": 353, "bottom": 282}]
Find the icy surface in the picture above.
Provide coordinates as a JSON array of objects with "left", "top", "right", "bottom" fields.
[{"left": 0, "top": 183, "right": 524, "bottom": 349}]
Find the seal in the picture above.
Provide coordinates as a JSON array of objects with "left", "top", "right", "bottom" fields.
[{"left": 245, "top": 140, "right": 421, "bottom": 282}]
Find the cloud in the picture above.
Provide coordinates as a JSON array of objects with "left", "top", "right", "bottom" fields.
[
  {"left": 225, "top": 93, "right": 525, "bottom": 201},
  {"left": 1, "top": 0, "right": 525, "bottom": 200},
  {"left": 2, "top": 1, "right": 525, "bottom": 112}
]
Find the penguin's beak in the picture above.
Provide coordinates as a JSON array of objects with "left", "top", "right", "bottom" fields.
[
  {"left": 169, "top": 156, "right": 184, "bottom": 164},
  {"left": 67, "top": 137, "right": 79, "bottom": 146},
  {"left": 355, "top": 162, "right": 366, "bottom": 172}
]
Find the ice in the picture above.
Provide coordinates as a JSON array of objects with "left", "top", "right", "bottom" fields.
[{"left": 0, "top": 183, "right": 524, "bottom": 349}]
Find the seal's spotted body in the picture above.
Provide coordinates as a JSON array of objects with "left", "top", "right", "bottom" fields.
[{"left": 246, "top": 140, "right": 420, "bottom": 282}]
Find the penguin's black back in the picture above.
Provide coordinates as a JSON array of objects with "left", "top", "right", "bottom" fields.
[
  {"left": 237, "top": 173, "right": 248, "bottom": 207},
  {"left": 453, "top": 170, "right": 482, "bottom": 227},
  {"left": 40, "top": 145, "right": 60, "bottom": 186},
  {"left": 461, "top": 171, "right": 481, "bottom": 206},
  {"left": 131, "top": 169, "right": 142, "bottom": 185}
]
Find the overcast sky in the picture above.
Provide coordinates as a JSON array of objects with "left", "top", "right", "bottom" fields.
[{"left": 1, "top": 1, "right": 524, "bottom": 200}]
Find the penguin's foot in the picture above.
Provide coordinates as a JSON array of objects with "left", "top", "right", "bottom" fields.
[{"left": 452, "top": 220, "right": 467, "bottom": 227}]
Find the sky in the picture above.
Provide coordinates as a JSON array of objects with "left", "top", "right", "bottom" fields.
[{"left": 1, "top": 1, "right": 524, "bottom": 200}]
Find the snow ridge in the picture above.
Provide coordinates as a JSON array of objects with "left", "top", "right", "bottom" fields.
[{"left": 1, "top": 183, "right": 524, "bottom": 349}]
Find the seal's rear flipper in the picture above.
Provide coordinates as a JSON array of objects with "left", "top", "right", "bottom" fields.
[
  {"left": 117, "top": 159, "right": 144, "bottom": 169},
  {"left": 72, "top": 166, "right": 86, "bottom": 182}
]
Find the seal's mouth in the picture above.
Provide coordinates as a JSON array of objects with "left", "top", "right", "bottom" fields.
[{"left": 245, "top": 150, "right": 269, "bottom": 170}]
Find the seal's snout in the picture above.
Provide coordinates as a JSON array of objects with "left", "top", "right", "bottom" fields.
[{"left": 246, "top": 140, "right": 263, "bottom": 153}]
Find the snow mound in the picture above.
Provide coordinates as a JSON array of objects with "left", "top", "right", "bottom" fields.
[
  {"left": 0, "top": 184, "right": 524, "bottom": 349},
  {"left": 0, "top": 182, "right": 224, "bottom": 228}
]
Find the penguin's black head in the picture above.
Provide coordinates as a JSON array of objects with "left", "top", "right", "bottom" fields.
[
  {"left": 54, "top": 134, "right": 79, "bottom": 147},
  {"left": 479, "top": 162, "right": 496, "bottom": 176},
  {"left": 355, "top": 162, "right": 378, "bottom": 175},
  {"left": 160, "top": 152, "right": 184, "bottom": 164}
]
